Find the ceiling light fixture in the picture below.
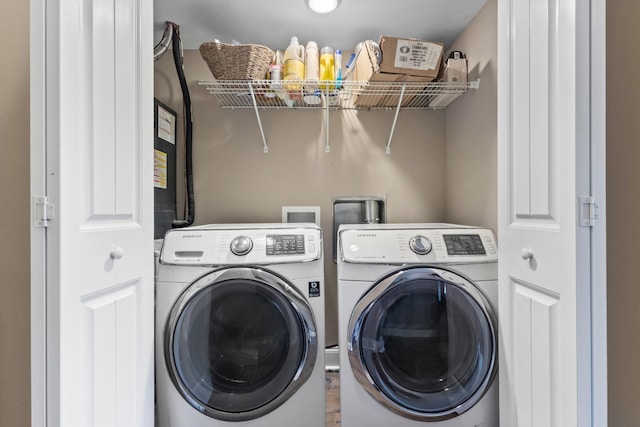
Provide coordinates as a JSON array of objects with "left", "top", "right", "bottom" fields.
[{"left": 307, "top": 0, "right": 340, "bottom": 14}]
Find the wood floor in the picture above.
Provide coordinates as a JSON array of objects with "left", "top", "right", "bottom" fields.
[{"left": 325, "top": 371, "right": 341, "bottom": 426}]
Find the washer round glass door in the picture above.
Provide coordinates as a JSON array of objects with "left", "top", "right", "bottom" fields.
[
  {"left": 165, "top": 266, "right": 317, "bottom": 421},
  {"left": 348, "top": 265, "right": 496, "bottom": 421}
]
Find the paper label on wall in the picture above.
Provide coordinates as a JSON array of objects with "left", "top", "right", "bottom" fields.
[
  {"left": 154, "top": 149, "right": 168, "bottom": 189},
  {"left": 157, "top": 105, "right": 176, "bottom": 144},
  {"left": 394, "top": 40, "right": 441, "bottom": 71}
]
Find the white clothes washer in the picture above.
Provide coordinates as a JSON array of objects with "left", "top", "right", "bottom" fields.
[
  {"left": 156, "top": 223, "right": 325, "bottom": 427},
  {"left": 337, "top": 224, "right": 498, "bottom": 426}
]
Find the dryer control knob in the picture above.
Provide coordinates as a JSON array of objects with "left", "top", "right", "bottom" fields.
[
  {"left": 409, "top": 235, "right": 432, "bottom": 255},
  {"left": 230, "top": 236, "right": 253, "bottom": 256}
]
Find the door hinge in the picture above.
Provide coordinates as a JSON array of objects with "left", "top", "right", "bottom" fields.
[
  {"left": 579, "top": 196, "right": 598, "bottom": 227},
  {"left": 33, "top": 196, "right": 54, "bottom": 228}
]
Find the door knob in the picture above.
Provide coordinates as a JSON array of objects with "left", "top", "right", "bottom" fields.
[
  {"left": 520, "top": 248, "right": 534, "bottom": 260},
  {"left": 110, "top": 247, "right": 124, "bottom": 260}
]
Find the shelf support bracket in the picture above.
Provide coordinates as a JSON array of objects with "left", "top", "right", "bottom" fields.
[
  {"left": 386, "top": 83, "right": 406, "bottom": 155},
  {"left": 249, "top": 83, "right": 269, "bottom": 153},
  {"left": 324, "top": 90, "right": 331, "bottom": 153}
]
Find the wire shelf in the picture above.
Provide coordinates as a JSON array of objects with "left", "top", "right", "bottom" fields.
[
  {"left": 198, "top": 79, "right": 478, "bottom": 110},
  {"left": 197, "top": 78, "right": 479, "bottom": 154}
]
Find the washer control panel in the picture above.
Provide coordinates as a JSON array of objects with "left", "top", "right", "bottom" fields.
[
  {"left": 161, "top": 225, "right": 322, "bottom": 265},
  {"left": 266, "top": 234, "right": 306, "bottom": 255},
  {"left": 339, "top": 224, "right": 497, "bottom": 264}
]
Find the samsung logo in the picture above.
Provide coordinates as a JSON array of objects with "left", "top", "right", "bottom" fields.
[
  {"left": 357, "top": 233, "right": 377, "bottom": 238},
  {"left": 181, "top": 234, "right": 203, "bottom": 239}
]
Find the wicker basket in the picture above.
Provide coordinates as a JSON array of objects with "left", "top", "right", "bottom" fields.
[{"left": 199, "top": 42, "right": 274, "bottom": 80}]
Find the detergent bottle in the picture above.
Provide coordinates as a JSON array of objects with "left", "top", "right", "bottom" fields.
[
  {"left": 266, "top": 51, "right": 282, "bottom": 98},
  {"left": 304, "top": 41, "right": 320, "bottom": 90},
  {"left": 335, "top": 49, "right": 343, "bottom": 89},
  {"left": 283, "top": 36, "right": 305, "bottom": 91},
  {"left": 319, "top": 46, "right": 335, "bottom": 90},
  {"left": 303, "top": 41, "right": 322, "bottom": 105}
]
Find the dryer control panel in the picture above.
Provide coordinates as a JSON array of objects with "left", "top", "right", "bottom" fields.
[
  {"left": 161, "top": 224, "right": 322, "bottom": 265},
  {"left": 338, "top": 224, "right": 497, "bottom": 264}
]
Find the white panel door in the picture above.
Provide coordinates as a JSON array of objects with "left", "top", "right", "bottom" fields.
[
  {"left": 31, "top": 0, "right": 154, "bottom": 425},
  {"left": 498, "top": 0, "right": 594, "bottom": 426}
]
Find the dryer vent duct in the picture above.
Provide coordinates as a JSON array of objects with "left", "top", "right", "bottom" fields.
[
  {"left": 154, "top": 21, "right": 195, "bottom": 231},
  {"left": 154, "top": 23, "right": 174, "bottom": 62}
]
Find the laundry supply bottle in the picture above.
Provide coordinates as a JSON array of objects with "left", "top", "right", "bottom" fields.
[
  {"left": 266, "top": 51, "right": 282, "bottom": 98},
  {"left": 303, "top": 41, "right": 321, "bottom": 105},
  {"left": 271, "top": 50, "right": 293, "bottom": 106},
  {"left": 335, "top": 49, "right": 343, "bottom": 89},
  {"left": 283, "top": 36, "right": 305, "bottom": 92},
  {"left": 319, "top": 46, "right": 335, "bottom": 90},
  {"left": 305, "top": 41, "right": 320, "bottom": 90}
]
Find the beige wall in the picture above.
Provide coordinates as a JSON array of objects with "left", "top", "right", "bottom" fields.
[
  {"left": 607, "top": 1, "right": 640, "bottom": 425},
  {"left": 154, "top": 1, "right": 497, "bottom": 349},
  {"left": 0, "top": 0, "right": 31, "bottom": 425},
  {"left": 155, "top": 52, "right": 448, "bottom": 346},
  {"left": 6, "top": 2, "right": 496, "bottom": 423},
  {"left": 15, "top": 1, "right": 628, "bottom": 425},
  {"left": 444, "top": 0, "right": 498, "bottom": 234}
]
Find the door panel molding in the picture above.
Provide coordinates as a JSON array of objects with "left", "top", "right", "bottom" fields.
[
  {"left": 32, "top": 0, "right": 154, "bottom": 425},
  {"left": 513, "top": 279, "right": 557, "bottom": 427},
  {"left": 499, "top": 0, "right": 593, "bottom": 425},
  {"left": 82, "top": 279, "right": 141, "bottom": 425}
]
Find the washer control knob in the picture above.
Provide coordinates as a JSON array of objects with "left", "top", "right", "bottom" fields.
[
  {"left": 409, "top": 235, "right": 432, "bottom": 255},
  {"left": 230, "top": 236, "right": 253, "bottom": 256}
]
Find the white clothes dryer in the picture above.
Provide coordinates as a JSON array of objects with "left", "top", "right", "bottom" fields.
[
  {"left": 156, "top": 223, "right": 325, "bottom": 427},
  {"left": 337, "top": 224, "right": 498, "bottom": 426}
]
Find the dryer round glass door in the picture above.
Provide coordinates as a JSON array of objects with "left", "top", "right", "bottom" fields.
[
  {"left": 165, "top": 266, "right": 318, "bottom": 421},
  {"left": 348, "top": 265, "right": 497, "bottom": 421}
]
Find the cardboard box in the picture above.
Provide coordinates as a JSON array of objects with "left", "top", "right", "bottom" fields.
[
  {"left": 343, "top": 40, "right": 380, "bottom": 107},
  {"left": 347, "top": 41, "right": 379, "bottom": 83},
  {"left": 345, "top": 37, "right": 444, "bottom": 108},
  {"left": 429, "top": 51, "right": 468, "bottom": 108},
  {"left": 441, "top": 51, "right": 468, "bottom": 84},
  {"left": 377, "top": 36, "right": 444, "bottom": 81}
]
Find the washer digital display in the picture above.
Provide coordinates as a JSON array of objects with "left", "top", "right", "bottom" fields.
[
  {"left": 266, "top": 235, "right": 305, "bottom": 255},
  {"left": 443, "top": 234, "right": 486, "bottom": 255}
]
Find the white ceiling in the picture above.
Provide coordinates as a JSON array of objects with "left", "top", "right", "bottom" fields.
[{"left": 154, "top": 0, "right": 488, "bottom": 52}]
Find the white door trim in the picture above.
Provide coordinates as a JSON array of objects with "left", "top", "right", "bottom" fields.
[
  {"left": 589, "top": 0, "right": 608, "bottom": 423},
  {"left": 30, "top": 0, "right": 156, "bottom": 425},
  {"left": 30, "top": 0, "right": 47, "bottom": 424},
  {"left": 497, "top": 0, "right": 602, "bottom": 424}
]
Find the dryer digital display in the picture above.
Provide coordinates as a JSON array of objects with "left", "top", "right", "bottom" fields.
[
  {"left": 443, "top": 234, "right": 486, "bottom": 255},
  {"left": 266, "top": 235, "right": 305, "bottom": 255}
]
